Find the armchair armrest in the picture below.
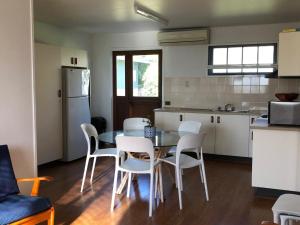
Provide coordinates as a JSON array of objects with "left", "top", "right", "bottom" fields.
[
  {"left": 261, "top": 222, "right": 278, "bottom": 225},
  {"left": 17, "top": 176, "right": 53, "bottom": 196}
]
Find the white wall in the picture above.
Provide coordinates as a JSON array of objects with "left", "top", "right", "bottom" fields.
[
  {"left": 0, "top": 0, "right": 36, "bottom": 193},
  {"left": 91, "top": 22, "right": 300, "bottom": 130},
  {"left": 91, "top": 31, "right": 160, "bottom": 131},
  {"left": 35, "top": 21, "right": 91, "bottom": 51}
]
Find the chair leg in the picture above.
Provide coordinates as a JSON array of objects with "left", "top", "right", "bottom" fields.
[
  {"left": 127, "top": 172, "right": 132, "bottom": 198},
  {"left": 48, "top": 207, "right": 55, "bottom": 225},
  {"left": 149, "top": 172, "right": 154, "bottom": 217},
  {"left": 155, "top": 168, "right": 158, "bottom": 199},
  {"left": 80, "top": 156, "right": 90, "bottom": 192},
  {"left": 175, "top": 169, "right": 178, "bottom": 188},
  {"left": 176, "top": 167, "right": 183, "bottom": 210},
  {"left": 200, "top": 160, "right": 209, "bottom": 201},
  {"left": 120, "top": 155, "right": 124, "bottom": 178},
  {"left": 196, "top": 151, "right": 204, "bottom": 183},
  {"left": 159, "top": 164, "right": 164, "bottom": 203},
  {"left": 111, "top": 169, "right": 119, "bottom": 212},
  {"left": 90, "top": 157, "right": 97, "bottom": 184},
  {"left": 180, "top": 169, "right": 183, "bottom": 191}
]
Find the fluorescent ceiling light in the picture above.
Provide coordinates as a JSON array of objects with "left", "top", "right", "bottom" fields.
[{"left": 134, "top": 2, "right": 168, "bottom": 25}]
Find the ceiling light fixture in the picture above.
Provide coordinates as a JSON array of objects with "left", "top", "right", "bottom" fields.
[{"left": 134, "top": 2, "right": 168, "bottom": 25}]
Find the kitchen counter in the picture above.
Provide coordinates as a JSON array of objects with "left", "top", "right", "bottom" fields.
[
  {"left": 251, "top": 118, "right": 300, "bottom": 131},
  {"left": 154, "top": 107, "right": 262, "bottom": 116}
]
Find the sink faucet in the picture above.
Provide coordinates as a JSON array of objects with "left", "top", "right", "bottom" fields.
[{"left": 225, "top": 104, "right": 235, "bottom": 112}]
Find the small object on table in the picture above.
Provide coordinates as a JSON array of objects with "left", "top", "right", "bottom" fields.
[{"left": 144, "top": 126, "right": 156, "bottom": 138}]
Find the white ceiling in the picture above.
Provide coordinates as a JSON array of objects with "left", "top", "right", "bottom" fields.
[{"left": 34, "top": 0, "right": 300, "bottom": 33}]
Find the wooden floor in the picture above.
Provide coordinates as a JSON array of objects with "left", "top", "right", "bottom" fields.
[{"left": 39, "top": 157, "right": 276, "bottom": 225}]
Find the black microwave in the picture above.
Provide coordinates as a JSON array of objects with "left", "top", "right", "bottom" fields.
[{"left": 268, "top": 101, "right": 300, "bottom": 125}]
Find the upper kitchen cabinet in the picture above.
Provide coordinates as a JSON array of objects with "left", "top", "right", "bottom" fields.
[
  {"left": 61, "top": 47, "right": 88, "bottom": 68},
  {"left": 278, "top": 32, "right": 300, "bottom": 77}
]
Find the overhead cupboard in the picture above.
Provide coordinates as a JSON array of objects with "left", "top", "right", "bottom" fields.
[
  {"left": 155, "top": 111, "right": 251, "bottom": 157},
  {"left": 278, "top": 31, "right": 300, "bottom": 77}
]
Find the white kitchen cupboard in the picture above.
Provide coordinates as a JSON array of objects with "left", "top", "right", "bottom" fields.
[
  {"left": 214, "top": 114, "right": 250, "bottom": 157},
  {"left": 61, "top": 47, "right": 88, "bottom": 68},
  {"left": 155, "top": 111, "right": 251, "bottom": 157},
  {"left": 35, "top": 43, "right": 63, "bottom": 165},
  {"left": 155, "top": 111, "right": 182, "bottom": 131},
  {"left": 252, "top": 129, "right": 300, "bottom": 191},
  {"left": 183, "top": 113, "right": 215, "bottom": 154},
  {"left": 278, "top": 32, "right": 300, "bottom": 77}
]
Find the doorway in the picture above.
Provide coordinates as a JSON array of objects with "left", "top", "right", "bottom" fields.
[{"left": 113, "top": 50, "right": 162, "bottom": 130}]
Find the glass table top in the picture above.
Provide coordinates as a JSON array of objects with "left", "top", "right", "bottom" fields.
[{"left": 98, "top": 130, "right": 190, "bottom": 147}]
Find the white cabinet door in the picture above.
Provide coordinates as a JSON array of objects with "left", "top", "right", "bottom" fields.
[
  {"left": 252, "top": 129, "right": 300, "bottom": 191},
  {"left": 278, "top": 32, "right": 300, "bottom": 77},
  {"left": 154, "top": 111, "right": 182, "bottom": 131},
  {"left": 61, "top": 47, "right": 88, "bottom": 68},
  {"left": 35, "top": 43, "right": 63, "bottom": 165},
  {"left": 61, "top": 47, "right": 74, "bottom": 67},
  {"left": 74, "top": 49, "right": 88, "bottom": 68},
  {"left": 184, "top": 113, "right": 216, "bottom": 154},
  {"left": 215, "top": 114, "right": 250, "bottom": 157}
]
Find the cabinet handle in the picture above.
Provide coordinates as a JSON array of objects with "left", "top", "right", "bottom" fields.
[
  {"left": 179, "top": 114, "right": 183, "bottom": 121},
  {"left": 211, "top": 116, "right": 214, "bottom": 123},
  {"left": 74, "top": 57, "right": 78, "bottom": 65},
  {"left": 217, "top": 116, "right": 220, "bottom": 123},
  {"left": 71, "top": 57, "right": 74, "bottom": 65},
  {"left": 251, "top": 131, "right": 253, "bottom": 140},
  {"left": 251, "top": 118, "right": 255, "bottom": 124}
]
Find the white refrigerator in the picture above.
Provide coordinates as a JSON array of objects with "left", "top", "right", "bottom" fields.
[{"left": 62, "top": 67, "right": 91, "bottom": 161}]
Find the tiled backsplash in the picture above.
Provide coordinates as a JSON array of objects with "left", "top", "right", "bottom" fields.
[{"left": 164, "top": 76, "right": 300, "bottom": 110}]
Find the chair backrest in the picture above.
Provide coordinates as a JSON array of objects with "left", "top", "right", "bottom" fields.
[
  {"left": 123, "top": 117, "right": 150, "bottom": 130},
  {"left": 0, "top": 145, "right": 20, "bottom": 200},
  {"left": 176, "top": 133, "right": 206, "bottom": 164},
  {"left": 81, "top": 123, "right": 99, "bottom": 155},
  {"left": 178, "top": 121, "right": 202, "bottom": 134},
  {"left": 116, "top": 136, "right": 155, "bottom": 167}
]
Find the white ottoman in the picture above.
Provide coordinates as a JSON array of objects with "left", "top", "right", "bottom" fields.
[{"left": 272, "top": 194, "right": 300, "bottom": 225}]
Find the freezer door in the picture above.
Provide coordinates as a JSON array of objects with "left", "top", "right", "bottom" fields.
[
  {"left": 63, "top": 68, "right": 90, "bottom": 97},
  {"left": 63, "top": 96, "right": 91, "bottom": 161}
]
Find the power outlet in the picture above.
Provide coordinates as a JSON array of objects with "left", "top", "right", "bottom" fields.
[
  {"left": 185, "top": 80, "right": 190, "bottom": 87},
  {"left": 165, "top": 101, "right": 171, "bottom": 106}
]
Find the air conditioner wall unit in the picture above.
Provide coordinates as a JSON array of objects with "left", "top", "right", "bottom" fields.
[{"left": 157, "top": 29, "right": 210, "bottom": 46}]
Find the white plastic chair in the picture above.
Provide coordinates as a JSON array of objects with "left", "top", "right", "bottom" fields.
[
  {"left": 80, "top": 123, "right": 123, "bottom": 192},
  {"left": 272, "top": 194, "right": 300, "bottom": 225},
  {"left": 111, "top": 136, "right": 162, "bottom": 217},
  {"left": 159, "top": 133, "right": 209, "bottom": 210},
  {"left": 169, "top": 120, "right": 202, "bottom": 157},
  {"left": 123, "top": 117, "right": 150, "bottom": 130}
]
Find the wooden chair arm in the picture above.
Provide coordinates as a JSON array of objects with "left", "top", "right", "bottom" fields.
[
  {"left": 17, "top": 176, "right": 53, "bottom": 196},
  {"left": 261, "top": 222, "right": 278, "bottom": 225}
]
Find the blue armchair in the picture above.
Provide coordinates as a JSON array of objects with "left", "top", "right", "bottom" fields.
[{"left": 0, "top": 145, "right": 54, "bottom": 225}]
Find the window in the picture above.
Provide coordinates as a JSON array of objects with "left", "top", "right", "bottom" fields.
[{"left": 208, "top": 44, "right": 277, "bottom": 76}]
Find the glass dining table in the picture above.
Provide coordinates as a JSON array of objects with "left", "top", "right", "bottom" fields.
[
  {"left": 98, "top": 129, "right": 190, "bottom": 195},
  {"left": 98, "top": 129, "right": 189, "bottom": 148}
]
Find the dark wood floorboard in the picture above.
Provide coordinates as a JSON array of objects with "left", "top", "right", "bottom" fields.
[{"left": 38, "top": 158, "right": 277, "bottom": 225}]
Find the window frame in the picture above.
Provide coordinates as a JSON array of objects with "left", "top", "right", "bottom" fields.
[{"left": 208, "top": 43, "right": 277, "bottom": 76}]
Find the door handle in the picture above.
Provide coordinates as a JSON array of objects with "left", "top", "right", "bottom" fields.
[
  {"left": 217, "top": 116, "right": 220, "bottom": 123},
  {"left": 211, "top": 115, "right": 214, "bottom": 123},
  {"left": 179, "top": 114, "right": 183, "bottom": 121}
]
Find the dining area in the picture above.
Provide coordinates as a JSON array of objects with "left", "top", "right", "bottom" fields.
[{"left": 79, "top": 117, "right": 209, "bottom": 217}]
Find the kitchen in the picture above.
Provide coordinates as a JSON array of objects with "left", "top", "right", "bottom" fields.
[{"left": 2, "top": 0, "right": 300, "bottom": 224}]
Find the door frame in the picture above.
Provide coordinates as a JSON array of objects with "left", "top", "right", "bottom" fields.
[{"left": 112, "top": 50, "right": 162, "bottom": 130}]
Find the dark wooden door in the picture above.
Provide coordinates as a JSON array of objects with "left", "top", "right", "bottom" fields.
[{"left": 113, "top": 50, "right": 162, "bottom": 130}]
